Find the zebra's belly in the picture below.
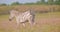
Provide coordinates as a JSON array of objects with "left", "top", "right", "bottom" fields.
[
  {"left": 20, "top": 17, "right": 28, "bottom": 22},
  {"left": 19, "top": 14, "right": 30, "bottom": 22}
]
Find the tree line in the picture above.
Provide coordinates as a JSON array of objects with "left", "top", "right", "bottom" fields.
[{"left": 0, "top": 0, "right": 60, "bottom": 6}]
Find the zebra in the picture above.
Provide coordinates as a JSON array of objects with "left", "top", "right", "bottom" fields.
[{"left": 9, "top": 9, "right": 35, "bottom": 27}]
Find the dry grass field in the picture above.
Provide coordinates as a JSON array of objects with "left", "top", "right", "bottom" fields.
[
  {"left": 0, "top": 5, "right": 60, "bottom": 32},
  {"left": 0, "top": 5, "right": 60, "bottom": 12}
]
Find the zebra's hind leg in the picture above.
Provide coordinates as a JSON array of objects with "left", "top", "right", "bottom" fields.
[
  {"left": 29, "top": 20, "right": 34, "bottom": 27},
  {"left": 28, "top": 16, "right": 35, "bottom": 27}
]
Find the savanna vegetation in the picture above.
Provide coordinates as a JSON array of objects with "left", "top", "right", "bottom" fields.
[{"left": 0, "top": 0, "right": 60, "bottom": 32}]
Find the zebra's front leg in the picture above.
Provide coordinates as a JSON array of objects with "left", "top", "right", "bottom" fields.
[
  {"left": 16, "top": 18, "right": 20, "bottom": 32},
  {"left": 16, "top": 22, "right": 20, "bottom": 32}
]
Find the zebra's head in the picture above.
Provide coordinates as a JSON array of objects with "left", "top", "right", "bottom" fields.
[{"left": 9, "top": 10, "right": 19, "bottom": 21}]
